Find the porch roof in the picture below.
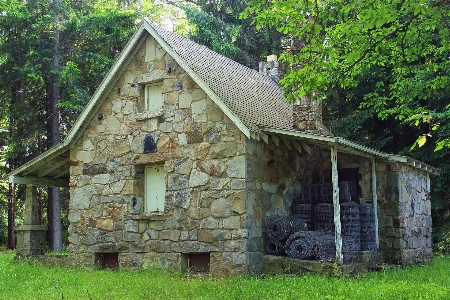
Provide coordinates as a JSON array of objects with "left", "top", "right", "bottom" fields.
[{"left": 261, "top": 127, "right": 439, "bottom": 175}]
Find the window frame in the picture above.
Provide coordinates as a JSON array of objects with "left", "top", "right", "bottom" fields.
[
  {"left": 144, "top": 83, "right": 163, "bottom": 111},
  {"left": 144, "top": 164, "right": 165, "bottom": 213}
]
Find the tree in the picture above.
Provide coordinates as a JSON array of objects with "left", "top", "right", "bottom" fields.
[
  {"left": 0, "top": 1, "right": 48, "bottom": 249},
  {"left": 243, "top": 0, "right": 450, "bottom": 150},
  {"left": 0, "top": 0, "right": 139, "bottom": 249},
  {"left": 47, "top": 0, "right": 63, "bottom": 252}
]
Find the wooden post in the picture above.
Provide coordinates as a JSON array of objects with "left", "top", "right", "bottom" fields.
[
  {"left": 371, "top": 158, "right": 379, "bottom": 249},
  {"left": 331, "top": 145, "right": 343, "bottom": 264}
]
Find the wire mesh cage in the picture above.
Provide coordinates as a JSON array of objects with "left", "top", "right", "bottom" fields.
[
  {"left": 286, "top": 238, "right": 312, "bottom": 259},
  {"left": 359, "top": 203, "right": 377, "bottom": 251},
  {"left": 311, "top": 234, "right": 360, "bottom": 263},
  {"left": 342, "top": 236, "right": 360, "bottom": 263},
  {"left": 359, "top": 203, "right": 375, "bottom": 224},
  {"left": 291, "top": 204, "right": 313, "bottom": 229},
  {"left": 320, "top": 183, "right": 334, "bottom": 203},
  {"left": 286, "top": 231, "right": 327, "bottom": 260},
  {"left": 339, "top": 181, "right": 358, "bottom": 203},
  {"left": 313, "top": 234, "right": 336, "bottom": 262},
  {"left": 298, "top": 185, "right": 311, "bottom": 203},
  {"left": 285, "top": 231, "right": 317, "bottom": 260},
  {"left": 360, "top": 224, "right": 377, "bottom": 251},
  {"left": 265, "top": 215, "right": 308, "bottom": 241},
  {"left": 265, "top": 239, "right": 286, "bottom": 256},
  {"left": 340, "top": 202, "right": 361, "bottom": 250},
  {"left": 341, "top": 201, "right": 360, "bottom": 221},
  {"left": 314, "top": 203, "right": 335, "bottom": 233}
]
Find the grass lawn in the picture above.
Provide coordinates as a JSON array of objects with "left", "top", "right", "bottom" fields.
[{"left": 1, "top": 251, "right": 449, "bottom": 299}]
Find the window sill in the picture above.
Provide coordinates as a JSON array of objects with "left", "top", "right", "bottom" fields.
[
  {"left": 132, "top": 212, "right": 166, "bottom": 221},
  {"left": 136, "top": 108, "right": 164, "bottom": 121}
]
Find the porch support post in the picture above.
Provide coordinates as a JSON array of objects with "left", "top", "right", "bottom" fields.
[
  {"left": 15, "top": 185, "right": 47, "bottom": 256},
  {"left": 331, "top": 145, "right": 343, "bottom": 264},
  {"left": 371, "top": 158, "right": 379, "bottom": 249}
]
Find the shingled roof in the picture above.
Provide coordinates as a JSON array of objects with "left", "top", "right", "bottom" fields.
[{"left": 149, "top": 22, "right": 293, "bottom": 132}]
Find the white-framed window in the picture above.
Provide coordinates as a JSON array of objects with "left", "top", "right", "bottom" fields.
[
  {"left": 144, "top": 165, "right": 165, "bottom": 212},
  {"left": 145, "top": 83, "right": 163, "bottom": 111}
]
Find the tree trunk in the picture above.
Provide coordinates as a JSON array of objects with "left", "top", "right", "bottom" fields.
[
  {"left": 47, "top": 0, "right": 63, "bottom": 252},
  {"left": 7, "top": 87, "right": 17, "bottom": 250},
  {"left": 37, "top": 136, "right": 43, "bottom": 225},
  {"left": 7, "top": 182, "right": 15, "bottom": 250},
  {"left": 38, "top": 187, "right": 43, "bottom": 226}
]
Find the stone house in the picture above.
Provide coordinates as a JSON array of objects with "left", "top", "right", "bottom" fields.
[{"left": 9, "top": 20, "right": 438, "bottom": 275}]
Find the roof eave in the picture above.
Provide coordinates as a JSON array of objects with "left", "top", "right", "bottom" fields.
[{"left": 388, "top": 155, "right": 440, "bottom": 175}]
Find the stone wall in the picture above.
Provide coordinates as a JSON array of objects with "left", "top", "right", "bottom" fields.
[
  {"left": 68, "top": 34, "right": 250, "bottom": 275},
  {"left": 379, "top": 163, "right": 432, "bottom": 265},
  {"left": 245, "top": 138, "right": 295, "bottom": 273}
]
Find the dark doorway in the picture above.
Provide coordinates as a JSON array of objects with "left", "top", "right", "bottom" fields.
[
  {"left": 324, "top": 168, "right": 360, "bottom": 202},
  {"left": 338, "top": 168, "right": 360, "bottom": 182},
  {"left": 99, "top": 253, "right": 119, "bottom": 270},
  {"left": 188, "top": 253, "right": 210, "bottom": 273}
]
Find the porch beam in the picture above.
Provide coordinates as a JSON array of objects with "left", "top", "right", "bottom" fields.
[
  {"left": 301, "top": 141, "right": 312, "bottom": 155},
  {"left": 9, "top": 175, "right": 69, "bottom": 188},
  {"left": 270, "top": 134, "right": 280, "bottom": 147},
  {"left": 371, "top": 158, "right": 380, "bottom": 249},
  {"left": 54, "top": 170, "right": 69, "bottom": 179},
  {"left": 260, "top": 132, "right": 269, "bottom": 144},
  {"left": 291, "top": 140, "right": 302, "bottom": 154},
  {"left": 280, "top": 136, "right": 292, "bottom": 150},
  {"left": 331, "top": 144, "right": 343, "bottom": 264}
]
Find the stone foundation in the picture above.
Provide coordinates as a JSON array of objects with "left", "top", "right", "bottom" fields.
[
  {"left": 15, "top": 225, "right": 47, "bottom": 256},
  {"left": 262, "top": 251, "right": 382, "bottom": 276}
]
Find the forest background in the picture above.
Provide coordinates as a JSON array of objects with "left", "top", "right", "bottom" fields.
[{"left": 1, "top": 0, "right": 449, "bottom": 253}]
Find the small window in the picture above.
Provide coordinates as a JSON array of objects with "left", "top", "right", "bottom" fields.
[
  {"left": 145, "top": 83, "right": 163, "bottom": 111},
  {"left": 97, "top": 253, "right": 118, "bottom": 270},
  {"left": 145, "top": 165, "right": 165, "bottom": 212},
  {"left": 188, "top": 253, "right": 210, "bottom": 273}
]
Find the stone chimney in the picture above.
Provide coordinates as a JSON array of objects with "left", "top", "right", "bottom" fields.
[
  {"left": 292, "top": 95, "right": 323, "bottom": 134},
  {"left": 258, "top": 52, "right": 328, "bottom": 135},
  {"left": 259, "top": 55, "right": 283, "bottom": 82},
  {"left": 290, "top": 37, "right": 326, "bottom": 135}
]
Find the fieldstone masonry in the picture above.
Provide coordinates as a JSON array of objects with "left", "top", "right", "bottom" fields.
[
  {"left": 16, "top": 185, "right": 47, "bottom": 256},
  {"left": 378, "top": 164, "right": 433, "bottom": 265},
  {"left": 68, "top": 35, "right": 250, "bottom": 275}
]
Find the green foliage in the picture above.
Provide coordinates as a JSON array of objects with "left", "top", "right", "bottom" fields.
[
  {"left": 434, "top": 227, "right": 450, "bottom": 254},
  {"left": 243, "top": 0, "right": 450, "bottom": 150},
  {"left": 1, "top": 252, "right": 450, "bottom": 299}
]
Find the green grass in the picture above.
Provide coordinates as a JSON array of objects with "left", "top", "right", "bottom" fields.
[{"left": 1, "top": 251, "right": 449, "bottom": 300}]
